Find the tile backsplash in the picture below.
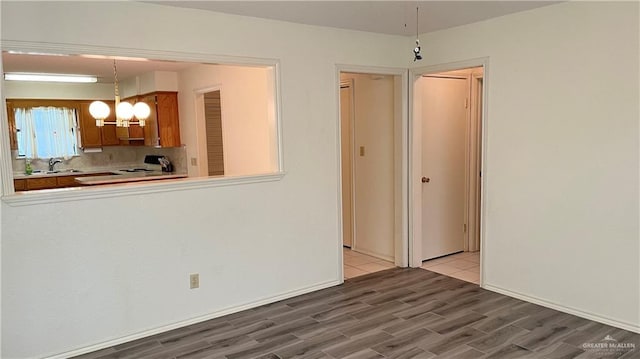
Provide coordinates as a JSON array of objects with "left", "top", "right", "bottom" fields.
[{"left": 12, "top": 145, "right": 187, "bottom": 174}]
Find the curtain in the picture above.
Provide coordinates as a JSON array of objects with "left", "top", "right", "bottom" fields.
[{"left": 15, "top": 107, "right": 78, "bottom": 159}]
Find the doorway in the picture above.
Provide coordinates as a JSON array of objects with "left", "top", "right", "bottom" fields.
[
  {"left": 339, "top": 72, "right": 402, "bottom": 279},
  {"left": 413, "top": 66, "right": 484, "bottom": 285}
]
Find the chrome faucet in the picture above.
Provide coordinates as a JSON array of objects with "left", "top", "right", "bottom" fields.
[{"left": 48, "top": 158, "right": 62, "bottom": 172}]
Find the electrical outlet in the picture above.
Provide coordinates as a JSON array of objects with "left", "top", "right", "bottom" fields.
[
  {"left": 359, "top": 146, "right": 365, "bottom": 156},
  {"left": 190, "top": 157, "right": 198, "bottom": 166},
  {"left": 189, "top": 274, "right": 199, "bottom": 289}
]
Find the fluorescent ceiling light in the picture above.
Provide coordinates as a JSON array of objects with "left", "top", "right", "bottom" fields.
[
  {"left": 80, "top": 54, "right": 149, "bottom": 62},
  {"left": 7, "top": 51, "right": 69, "bottom": 57},
  {"left": 3, "top": 73, "right": 97, "bottom": 83}
]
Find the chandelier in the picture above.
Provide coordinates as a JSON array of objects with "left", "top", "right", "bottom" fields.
[{"left": 89, "top": 60, "right": 151, "bottom": 128}]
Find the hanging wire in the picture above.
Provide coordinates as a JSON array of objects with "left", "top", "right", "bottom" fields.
[
  {"left": 416, "top": 5, "right": 419, "bottom": 40},
  {"left": 413, "top": 5, "right": 422, "bottom": 61},
  {"left": 113, "top": 60, "right": 120, "bottom": 98}
]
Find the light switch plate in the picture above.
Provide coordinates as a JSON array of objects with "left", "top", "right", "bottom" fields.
[{"left": 190, "top": 274, "right": 199, "bottom": 289}]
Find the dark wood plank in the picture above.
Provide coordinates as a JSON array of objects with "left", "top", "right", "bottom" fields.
[
  {"left": 483, "top": 343, "right": 532, "bottom": 358},
  {"left": 421, "top": 327, "right": 485, "bottom": 355},
  {"left": 513, "top": 324, "right": 574, "bottom": 351},
  {"left": 273, "top": 331, "right": 347, "bottom": 358},
  {"left": 467, "top": 324, "right": 529, "bottom": 353},
  {"left": 324, "top": 332, "right": 393, "bottom": 358},
  {"left": 372, "top": 328, "right": 437, "bottom": 357}
]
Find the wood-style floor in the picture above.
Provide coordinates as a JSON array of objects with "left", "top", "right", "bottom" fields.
[{"left": 74, "top": 268, "right": 640, "bottom": 359}]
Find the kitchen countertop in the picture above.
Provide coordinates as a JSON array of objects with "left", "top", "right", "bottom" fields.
[
  {"left": 14, "top": 167, "right": 188, "bottom": 186},
  {"left": 13, "top": 168, "right": 116, "bottom": 179},
  {"left": 75, "top": 172, "right": 187, "bottom": 185}
]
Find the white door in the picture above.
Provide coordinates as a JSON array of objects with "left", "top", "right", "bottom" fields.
[
  {"left": 420, "top": 76, "right": 468, "bottom": 260},
  {"left": 340, "top": 84, "right": 354, "bottom": 247}
]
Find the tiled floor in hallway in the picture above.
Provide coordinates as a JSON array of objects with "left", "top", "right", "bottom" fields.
[
  {"left": 342, "top": 247, "right": 395, "bottom": 279},
  {"left": 421, "top": 251, "right": 480, "bottom": 284},
  {"left": 344, "top": 247, "right": 481, "bottom": 285}
]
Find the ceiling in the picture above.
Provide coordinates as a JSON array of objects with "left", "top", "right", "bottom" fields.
[
  {"left": 3, "top": 1, "right": 561, "bottom": 79},
  {"left": 147, "top": 1, "right": 561, "bottom": 36}
]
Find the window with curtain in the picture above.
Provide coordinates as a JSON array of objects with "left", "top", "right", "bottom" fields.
[{"left": 14, "top": 106, "right": 79, "bottom": 159}]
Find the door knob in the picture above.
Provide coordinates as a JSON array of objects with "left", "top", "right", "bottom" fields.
[{"left": 422, "top": 177, "right": 430, "bottom": 183}]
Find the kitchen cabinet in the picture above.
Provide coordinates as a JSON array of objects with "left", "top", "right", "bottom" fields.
[
  {"left": 79, "top": 101, "right": 119, "bottom": 148},
  {"left": 100, "top": 106, "right": 119, "bottom": 146},
  {"left": 15, "top": 172, "right": 116, "bottom": 191},
  {"left": 6, "top": 101, "right": 17, "bottom": 151},
  {"left": 13, "top": 179, "right": 26, "bottom": 191},
  {"left": 140, "top": 92, "right": 181, "bottom": 147},
  {"left": 116, "top": 124, "right": 145, "bottom": 146},
  {"left": 115, "top": 97, "right": 151, "bottom": 146},
  {"left": 56, "top": 175, "right": 81, "bottom": 188},
  {"left": 25, "top": 177, "right": 58, "bottom": 190},
  {"left": 79, "top": 102, "right": 102, "bottom": 148},
  {"left": 57, "top": 173, "right": 110, "bottom": 188}
]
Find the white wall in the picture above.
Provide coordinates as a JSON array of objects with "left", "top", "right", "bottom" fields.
[
  {"left": 178, "top": 64, "right": 275, "bottom": 177},
  {"left": 1, "top": 2, "right": 638, "bottom": 358},
  {"left": 120, "top": 71, "right": 179, "bottom": 98},
  {"left": 144, "top": 71, "right": 179, "bottom": 94},
  {"left": 341, "top": 73, "right": 396, "bottom": 260},
  {"left": 413, "top": 1, "right": 639, "bottom": 331},
  {"left": 0, "top": 2, "right": 408, "bottom": 358},
  {"left": 4, "top": 81, "right": 114, "bottom": 100}
]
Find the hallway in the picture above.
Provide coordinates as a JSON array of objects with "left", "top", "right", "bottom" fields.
[{"left": 343, "top": 248, "right": 394, "bottom": 279}]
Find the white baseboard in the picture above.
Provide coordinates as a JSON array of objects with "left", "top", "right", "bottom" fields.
[
  {"left": 351, "top": 247, "right": 394, "bottom": 262},
  {"left": 484, "top": 284, "right": 640, "bottom": 334},
  {"left": 45, "top": 279, "right": 342, "bottom": 359}
]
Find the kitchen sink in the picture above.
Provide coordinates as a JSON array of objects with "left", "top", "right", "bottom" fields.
[{"left": 29, "top": 169, "right": 83, "bottom": 175}]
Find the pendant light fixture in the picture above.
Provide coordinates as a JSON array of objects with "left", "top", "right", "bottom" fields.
[
  {"left": 413, "top": 6, "right": 422, "bottom": 61},
  {"left": 89, "top": 60, "right": 151, "bottom": 128}
]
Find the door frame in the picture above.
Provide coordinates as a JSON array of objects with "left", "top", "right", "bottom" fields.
[
  {"left": 339, "top": 79, "right": 356, "bottom": 250},
  {"left": 335, "top": 65, "right": 410, "bottom": 281},
  {"left": 409, "top": 58, "right": 489, "bottom": 286},
  {"left": 465, "top": 71, "right": 484, "bottom": 253},
  {"left": 194, "top": 84, "right": 224, "bottom": 178}
]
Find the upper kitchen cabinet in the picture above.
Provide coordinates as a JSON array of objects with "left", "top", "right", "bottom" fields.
[
  {"left": 115, "top": 97, "right": 146, "bottom": 146},
  {"left": 140, "top": 92, "right": 181, "bottom": 147},
  {"left": 78, "top": 102, "right": 101, "bottom": 148},
  {"left": 100, "top": 104, "right": 120, "bottom": 146},
  {"left": 119, "top": 92, "right": 180, "bottom": 147},
  {"left": 6, "top": 100, "right": 17, "bottom": 150},
  {"left": 78, "top": 101, "right": 119, "bottom": 148},
  {"left": 115, "top": 123, "right": 145, "bottom": 146}
]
